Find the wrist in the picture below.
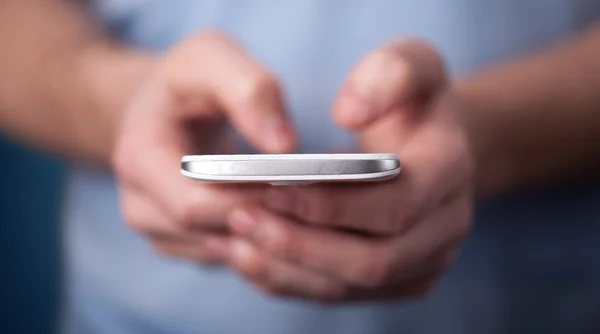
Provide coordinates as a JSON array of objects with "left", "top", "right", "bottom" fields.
[
  {"left": 453, "top": 79, "right": 515, "bottom": 199},
  {"left": 68, "top": 41, "right": 158, "bottom": 163}
]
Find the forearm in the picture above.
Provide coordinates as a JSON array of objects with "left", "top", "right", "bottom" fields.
[
  {"left": 458, "top": 23, "right": 600, "bottom": 198},
  {"left": 0, "top": 0, "right": 154, "bottom": 164}
]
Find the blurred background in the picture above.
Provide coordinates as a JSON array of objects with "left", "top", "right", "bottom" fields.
[{"left": 0, "top": 135, "right": 63, "bottom": 333}]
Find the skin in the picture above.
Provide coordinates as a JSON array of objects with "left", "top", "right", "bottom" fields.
[
  {"left": 112, "top": 32, "right": 297, "bottom": 263},
  {"left": 225, "top": 41, "right": 473, "bottom": 300},
  {"left": 2, "top": 1, "right": 600, "bottom": 303}
]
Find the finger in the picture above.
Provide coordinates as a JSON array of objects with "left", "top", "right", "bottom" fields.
[
  {"left": 114, "top": 34, "right": 287, "bottom": 232},
  {"left": 120, "top": 149, "right": 262, "bottom": 231},
  {"left": 262, "top": 181, "right": 412, "bottom": 234},
  {"left": 186, "top": 118, "right": 238, "bottom": 154},
  {"left": 259, "top": 260, "right": 445, "bottom": 304},
  {"left": 119, "top": 187, "right": 183, "bottom": 235},
  {"left": 120, "top": 188, "right": 232, "bottom": 262},
  {"left": 228, "top": 205, "right": 391, "bottom": 288},
  {"left": 228, "top": 239, "right": 346, "bottom": 301},
  {"left": 114, "top": 101, "right": 266, "bottom": 231},
  {"left": 333, "top": 39, "right": 447, "bottom": 130},
  {"left": 386, "top": 190, "right": 471, "bottom": 279},
  {"left": 348, "top": 264, "right": 446, "bottom": 302},
  {"left": 154, "top": 181, "right": 264, "bottom": 231},
  {"left": 229, "top": 192, "right": 471, "bottom": 289},
  {"left": 259, "top": 152, "right": 467, "bottom": 235},
  {"left": 266, "top": 107, "right": 471, "bottom": 235},
  {"left": 163, "top": 32, "right": 296, "bottom": 153},
  {"left": 153, "top": 234, "right": 231, "bottom": 264}
]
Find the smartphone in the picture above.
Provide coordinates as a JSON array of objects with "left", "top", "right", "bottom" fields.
[{"left": 181, "top": 153, "right": 400, "bottom": 185}]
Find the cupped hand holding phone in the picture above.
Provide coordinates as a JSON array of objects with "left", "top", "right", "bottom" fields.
[
  {"left": 111, "top": 32, "right": 297, "bottom": 264},
  {"left": 224, "top": 40, "right": 475, "bottom": 302}
]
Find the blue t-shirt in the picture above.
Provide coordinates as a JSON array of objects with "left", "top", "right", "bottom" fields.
[{"left": 63, "top": 1, "right": 600, "bottom": 333}]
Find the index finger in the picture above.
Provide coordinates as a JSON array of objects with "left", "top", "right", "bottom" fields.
[
  {"left": 163, "top": 32, "right": 296, "bottom": 153},
  {"left": 113, "top": 81, "right": 267, "bottom": 231}
]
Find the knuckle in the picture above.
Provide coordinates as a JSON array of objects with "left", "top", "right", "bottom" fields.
[
  {"left": 151, "top": 242, "right": 174, "bottom": 258},
  {"left": 359, "top": 260, "right": 394, "bottom": 289},
  {"left": 235, "top": 71, "right": 280, "bottom": 106},
  {"left": 172, "top": 201, "right": 197, "bottom": 229},
  {"left": 192, "top": 246, "right": 222, "bottom": 265},
  {"left": 264, "top": 226, "right": 302, "bottom": 262},
  {"left": 321, "top": 282, "right": 349, "bottom": 301},
  {"left": 111, "top": 146, "right": 135, "bottom": 181},
  {"left": 123, "top": 208, "right": 145, "bottom": 232},
  {"left": 256, "top": 281, "right": 285, "bottom": 298},
  {"left": 171, "top": 190, "right": 212, "bottom": 229},
  {"left": 110, "top": 147, "right": 125, "bottom": 176},
  {"left": 350, "top": 249, "right": 396, "bottom": 288},
  {"left": 232, "top": 242, "right": 269, "bottom": 280},
  {"left": 244, "top": 256, "right": 269, "bottom": 281}
]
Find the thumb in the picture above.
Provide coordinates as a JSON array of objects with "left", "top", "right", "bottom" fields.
[{"left": 332, "top": 39, "right": 448, "bottom": 132}]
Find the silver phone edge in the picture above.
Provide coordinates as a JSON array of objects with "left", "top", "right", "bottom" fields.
[
  {"left": 181, "top": 153, "right": 399, "bottom": 162},
  {"left": 180, "top": 167, "right": 400, "bottom": 184}
]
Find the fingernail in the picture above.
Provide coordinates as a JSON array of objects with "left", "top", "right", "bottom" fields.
[{"left": 229, "top": 209, "right": 257, "bottom": 237}]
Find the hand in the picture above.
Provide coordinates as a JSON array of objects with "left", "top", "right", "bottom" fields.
[
  {"left": 226, "top": 40, "right": 474, "bottom": 301},
  {"left": 112, "top": 32, "right": 296, "bottom": 264}
]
